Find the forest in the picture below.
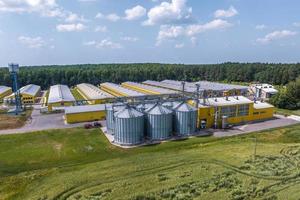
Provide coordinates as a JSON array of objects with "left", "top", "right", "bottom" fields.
[{"left": 0, "top": 63, "right": 300, "bottom": 89}]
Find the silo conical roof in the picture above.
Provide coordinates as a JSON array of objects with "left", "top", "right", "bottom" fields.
[
  {"left": 174, "top": 102, "right": 197, "bottom": 112},
  {"left": 115, "top": 107, "right": 144, "bottom": 118},
  {"left": 146, "top": 104, "right": 173, "bottom": 115}
]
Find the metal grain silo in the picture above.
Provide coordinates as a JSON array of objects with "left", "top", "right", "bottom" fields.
[
  {"left": 106, "top": 104, "right": 125, "bottom": 134},
  {"left": 173, "top": 102, "right": 197, "bottom": 136},
  {"left": 114, "top": 106, "right": 144, "bottom": 145},
  {"left": 162, "top": 101, "right": 174, "bottom": 110},
  {"left": 145, "top": 104, "right": 173, "bottom": 140}
]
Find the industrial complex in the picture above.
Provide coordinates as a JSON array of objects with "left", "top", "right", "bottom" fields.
[{"left": 1, "top": 78, "right": 277, "bottom": 147}]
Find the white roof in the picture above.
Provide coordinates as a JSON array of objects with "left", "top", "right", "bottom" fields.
[
  {"left": 253, "top": 101, "right": 274, "bottom": 109},
  {"left": 163, "top": 80, "right": 248, "bottom": 91},
  {"left": 199, "top": 96, "right": 253, "bottom": 107},
  {"left": 123, "top": 82, "right": 178, "bottom": 95},
  {"left": 0, "top": 86, "right": 11, "bottom": 94},
  {"left": 20, "top": 84, "right": 41, "bottom": 96},
  {"left": 48, "top": 84, "right": 75, "bottom": 104},
  {"left": 77, "top": 83, "right": 114, "bottom": 100},
  {"left": 101, "top": 82, "right": 145, "bottom": 97},
  {"left": 65, "top": 104, "right": 106, "bottom": 114},
  {"left": 262, "top": 87, "right": 278, "bottom": 94},
  {"left": 143, "top": 80, "right": 200, "bottom": 93}
]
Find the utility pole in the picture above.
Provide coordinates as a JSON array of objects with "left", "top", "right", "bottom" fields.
[{"left": 253, "top": 137, "right": 257, "bottom": 160}]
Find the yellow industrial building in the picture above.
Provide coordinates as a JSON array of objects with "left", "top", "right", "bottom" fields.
[
  {"left": 121, "top": 81, "right": 178, "bottom": 96},
  {"left": 4, "top": 84, "right": 41, "bottom": 104},
  {"left": 76, "top": 83, "right": 114, "bottom": 104},
  {"left": 100, "top": 82, "right": 145, "bottom": 97},
  {"left": 194, "top": 96, "right": 274, "bottom": 128},
  {"left": 0, "top": 86, "right": 12, "bottom": 101},
  {"left": 65, "top": 104, "right": 106, "bottom": 123},
  {"left": 47, "top": 84, "right": 76, "bottom": 111}
]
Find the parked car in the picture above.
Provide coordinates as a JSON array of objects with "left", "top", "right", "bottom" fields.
[{"left": 84, "top": 124, "right": 93, "bottom": 129}]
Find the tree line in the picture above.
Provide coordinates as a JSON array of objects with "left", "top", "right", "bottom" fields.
[
  {"left": 0, "top": 63, "right": 299, "bottom": 89},
  {"left": 270, "top": 78, "right": 300, "bottom": 110}
]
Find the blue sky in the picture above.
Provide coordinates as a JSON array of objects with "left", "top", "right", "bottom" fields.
[{"left": 0, "top": 0, "right": 300, "bottom": 66}]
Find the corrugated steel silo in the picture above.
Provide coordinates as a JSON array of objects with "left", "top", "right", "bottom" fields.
[
  {"left": 173, "top": 102, "right": 197, "bottom": 136},
  {"left": 145, "top": 104, "right": 173, "bottom": 140},
  {"left": 106, "top": 104, "right": 125, "bottom": 134},
  {"left": 114, "top": 106, "right": 144, "bottom": 145}
]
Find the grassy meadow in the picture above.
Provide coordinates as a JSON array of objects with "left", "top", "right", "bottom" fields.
[{"left": 0, "top": 125, "right": 300, "bottom": 200}]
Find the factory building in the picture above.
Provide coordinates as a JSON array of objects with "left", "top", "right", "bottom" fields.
[
  {"left": 0, "top": 86, "right": 12, "bottom": 101},
  {"left": 47, "top": 84, "right": 76, "bottom": 111},
  {"left": 250, "top": 84, "right": 278, "bottom": 99},
  {"left": 100, "top": 82, "right": 145, "bottom": 97},
  {"left": 143, "top": 80, "right": 200, "bottom": 93},
  {"left": 76, "top": 83, "right": 114, "bottom": 104},
  {"left": 195, "top": 96, "right": 274, "bottom": 129},
  {"left": 121, "top": 82, "right": 179, "bottom": 96},
  {"left": 162, "top": 80, "right": 248, "bottom": 96},
  {"left": 65, "top": 104, "right": 106, "bottom": 124},
  {"left": 4, "top": 84, "right": 41, "bottom": 104}
]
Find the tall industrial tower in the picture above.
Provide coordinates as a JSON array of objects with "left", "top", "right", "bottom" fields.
[{"left": 8, "top": 63, "right": 22, "bottom": 115}]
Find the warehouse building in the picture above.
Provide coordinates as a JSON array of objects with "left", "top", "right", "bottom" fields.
[
  {"left": 195, "top": 96, "right": 274, "bottom": 129},
  {"left": 4, "top": 84, "right": 41, "bottom": 105},
  {"left": 47, "top": 84, "right": 76, "bottom": 111},
  {"left": 121, "top": 81, "right": 179, "bottom": 96},
  {"left": 250, "top": 83, "right": 278, "bottom": 99},
  {"left": 76, "top": 83, "right": 114, "bottom": 104},
  {"left": 143, "top": 80, "right": 200, "bottom": 93},
  {"left": 0, "top": 86, "right": 12, "bottom": 101},
  {"left": 162, "top": 80, "right": 248, "bottom": 96},
  {"left": 100, "top": 82, "right": 145, "bottom": 97},
  {"left": 65, "top": 104, "right": 106, "bottom": 123}
]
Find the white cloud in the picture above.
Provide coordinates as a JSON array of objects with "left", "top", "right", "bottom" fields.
[
  {"left": 293, "top": 22, "right": 300, "bottom": 27},
  {"left": 107, "top": 13, "right": 120, "bottom": 22},
  {"left": 95, "top": 12, "right": 104, "bottom": 18},
  {"left": 83, "top": 41, "right": 96, "bottom": 46},
  {"left": 186, "top": 19, "right": 232, "bottom": 36},
  {"left": 78, "top": 0, "right": 97, "bottom": 2},
  {"left": 0, "top": 0, "right": 57, "bottom": 13},
  {"left": 95, "top": 26, "right": 107, "bottom": 32},
  {"left": 65, "top": 12, "right": 86, "bottom": 22},
  {"left": 18, "top": 36, "right": 46, "bottom": 48},
  {"left": 214, "top": 6, "right": 238, "bottom": 18},
  {"left": 255, "top": 24, "right": 266, "bottom": 30},
  {"left": 96, "top": 12, "right": 120, "bottom": 22},
  {"left": 156, "top": 19, "right": 233, "bottom": 45},
  {"left": 84, "top": 39, "right": 122, "bottom": 49},
  {"left": 143, "top": 0, "right": 193, "bottom": 26},
  {"left": 256, "top": 30, "right": 297, "bottom": 44},
  {"left": 124, "top": 5, "right": 146, "bottom": 20},
  {"left": 157, "top": 25, "right": 184, "bottom": 45},
  {"left": 175, "top": 43, "right": 184, "bottom": 48},
  {"left": 121, "top": 36, "right": 139, "bottom": 42},
  {"left": 56, "top": 23, "right": 86, "bottom": 32}
]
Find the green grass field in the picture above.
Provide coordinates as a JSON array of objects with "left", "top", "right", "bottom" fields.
[
  {"left": 275, "top": 108, "right": 300, "bottom": 116},
  {"left": 0, "top": 125, "right": 300, "bottom": 200}
]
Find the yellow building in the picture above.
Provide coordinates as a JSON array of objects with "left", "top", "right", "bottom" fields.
[
  {"left": 0, "top": 86, "right": 12, "bottom": 101},
  {"left": 4, "top": 84, "right": 41, "bottom": 105},
  {"left": 47, "top": 85, "right": 76, "bottom": 111},
  {"left": 100, "top": 82, "right": 145, "bottom": 97},
  {"left": 194, "top": 96, "right": 274, "bottom": 129},
  {"left": 64, "top": 104, "right": 106, "bottom": 124},
  {"left": 121, "top": 81, "right": 179, "bottom": 97},
  {"left": 76, "top": 83, "right": 114, "bottom": 104}
]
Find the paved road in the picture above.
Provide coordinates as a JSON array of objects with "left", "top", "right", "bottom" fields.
[
  {"left": 0, "top": 106, "right": 85, "bottom": 135},
  {"left": 213, "top": 115, "right": 300, "bottom": 137}
]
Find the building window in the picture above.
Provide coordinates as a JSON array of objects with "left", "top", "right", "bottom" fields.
[
  {"left": 238, "top": 104, "right": 249, "bottom": 116},
  {"left": 220, "top": 106, "right": 237, "bottom": 117}
]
